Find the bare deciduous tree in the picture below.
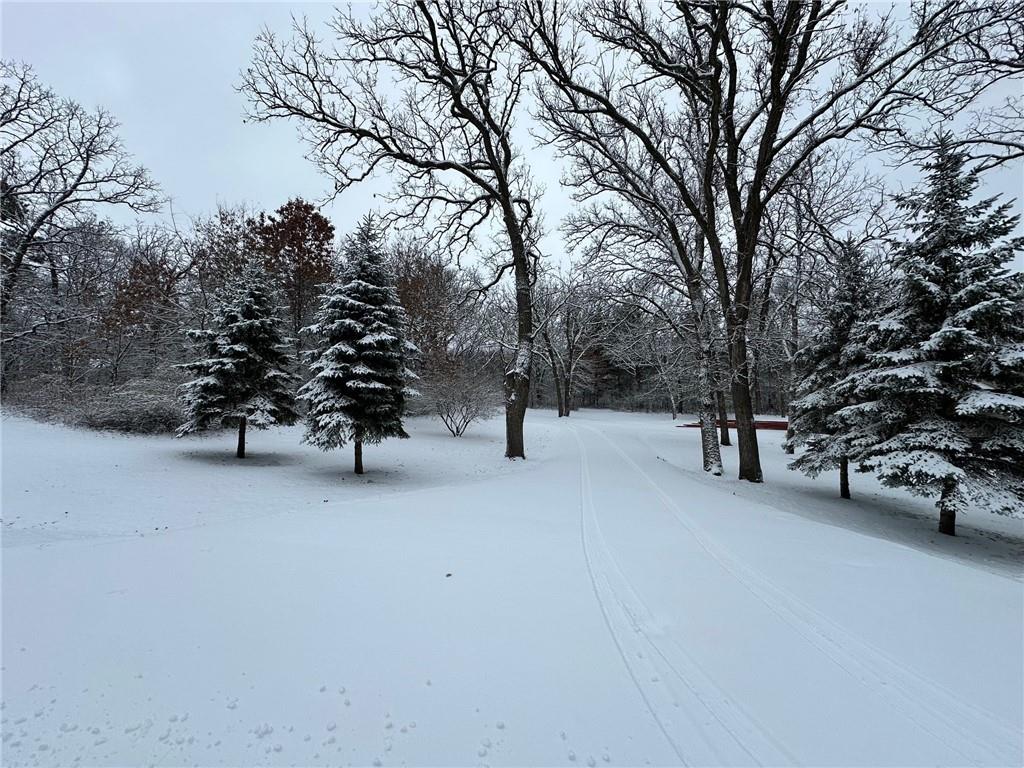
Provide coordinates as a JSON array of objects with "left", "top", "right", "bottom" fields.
[
  {"left": 536, "top": 85, "right": 726, "bottom": 472},
  {"left": 391, "top": 237, "right": 501, "bottom": 437},
  {"left": 241, "top": 0, "right": 540, "bottom": 459},
  {"left": 1, "top": 60, "right": 160, "bottom": 323},
  {"left": 534, "top": 270, "right": 616, "bottom": 418},
  {"left": 515, "top": 0, "right": 1023, "bottom": 482}
]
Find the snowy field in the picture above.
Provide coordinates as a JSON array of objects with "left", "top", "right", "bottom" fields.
[{"left": 2, "top": 409, "right": 1022, "bottom": 767}]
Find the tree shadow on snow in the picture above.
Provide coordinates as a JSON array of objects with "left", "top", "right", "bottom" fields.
[
  {"left": 302, "top": 462, "right": 423, "bottom": 487},
  {"left": 643, "top": 425, "right": 1023, "bottom": 581},
  {"left": 736, "top": 469, "right": 1024, "bottom": 581},
  {"left": 177, "top": 448, "right": 304, "bottom": 468}
]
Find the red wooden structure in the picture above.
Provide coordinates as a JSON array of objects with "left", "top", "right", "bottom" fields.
[{"left": 678, "top": 418, "right": 788, "bottom": 431}]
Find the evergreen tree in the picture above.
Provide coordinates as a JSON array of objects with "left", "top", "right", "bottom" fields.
[
  {"left": 835, "top": 135, "right": 1024, "bottom": 535},
  {"left": 787, "top": 236, "right": 881, "bottom": 498},
  {"left": 177, "top": 262, "right": 298, "bottom": 457},
  {"left": 300, "top": 217, "right": 413, "bottom": 474}
]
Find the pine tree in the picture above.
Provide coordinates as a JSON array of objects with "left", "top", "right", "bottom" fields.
[
  {"left": 177, "top": 262, "right": 298, "bottom": 457},
  {"left": 835, "top": 135, "right": 1024, "bottom": 535},
  {"left": 787, "top": 236, "right": 881, "bottom": 499},
  {"left": 300, "top": 217, "right": 413, "bottom": 474}
]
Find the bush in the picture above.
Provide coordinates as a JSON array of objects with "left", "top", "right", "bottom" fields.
[
  {"left": 77, "top": 377, "right": 183, "bottom": 434},
  {"left": 425, "top": 364, "right": 501, "bottom": 437}
]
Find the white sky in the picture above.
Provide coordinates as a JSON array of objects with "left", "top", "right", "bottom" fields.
[{"left": 2, "top": 2, "right": 1021, "bottom": 270}]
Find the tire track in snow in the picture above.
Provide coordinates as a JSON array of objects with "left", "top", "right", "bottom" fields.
[
  {"left": 582, "top": 423, "right": 1021, "bottom": 767},
  {"left": 573, "top": 427, "right": 689, "bottom": 765},
  {"left": 573, "top": 427, "right": 795, "bottom": 766}
]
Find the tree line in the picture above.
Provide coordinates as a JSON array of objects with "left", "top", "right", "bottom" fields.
[{"left": 3, "top": 0, "right": 1023, "bottom": 535}]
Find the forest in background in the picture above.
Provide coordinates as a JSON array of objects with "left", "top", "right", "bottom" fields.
[{"left": 2, "top": 0, "right": 1023, "bottom": 536}]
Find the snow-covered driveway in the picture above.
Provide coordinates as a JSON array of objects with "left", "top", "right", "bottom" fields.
[{"left": 2, "top": 411, "right": 1021, "bottom": 766}]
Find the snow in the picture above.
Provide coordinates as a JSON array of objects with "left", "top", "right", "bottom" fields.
[
  {"left": 2, "top": 409, "right": 1021, "bottom": 766},
  {"left": 957, "top": 390, "right": 1024, "bottom": 417}
]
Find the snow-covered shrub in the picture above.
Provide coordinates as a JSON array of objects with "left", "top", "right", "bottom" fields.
[
  {"left": 77, "top": 377, "right": 183, "bottom": 434},
  {"left": 424, "top": 362, "right": 501, "bottom": 437}
]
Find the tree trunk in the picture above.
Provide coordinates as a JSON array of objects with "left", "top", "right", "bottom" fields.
[
  {"left": 784, "top": 216, "right": 803, "bottom": 455},
  {"left": 354, "top": 439, "right": 364, "bottom": 475},
  {"left": 716, "top": 390, "right": 731, "bottom": 445},
  {"left": 694, "top": 342, "right": 723, "bottom": 476},
  {"left": 236, "top": 416, "right": 247, "bottom": 459},
  {"left": 750, "top": 347, "right": 763, "bottom": 416},
  {"left": 542, "top": 330, "right": 565, "bottom": 417},
  {"left": 683, "top": 266, "right": 725, "bottom": 476},
  {"left": 698, "top": 394, "right": 723, "bottom": 476},
  {"left": 938, "top": 482, "right": 956, "bottom": 536},
  {"left": 726, "top": 319, "right": 763, "bottom": 482},
  {"left": 839, "top": 456, "right": 850, "bottom": 499},
  {"left": 563, "top": 367, "right": 573, "bottom": 417},
  {"left": 700, "top": 217, "right": 761, "bottom": 481},
  {"left": 504, "top": 367, "right": 529, "bottom": 458},
  {"left": 503, "top": 206, "right": 533, "bottom": 459}
]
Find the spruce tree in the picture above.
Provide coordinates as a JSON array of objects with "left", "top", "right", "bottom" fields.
[
  {"left": 835, "top": 135, "right": 1024, "bottom": 535},
  {"left": 787, "top": 236, "right": 881, "bottom": 499},
  {"left": 178, "top": 262, "right": 298, "bottom": 457},
  {"left": 300, "top": 217, "right": 413, "bottom": 474}
]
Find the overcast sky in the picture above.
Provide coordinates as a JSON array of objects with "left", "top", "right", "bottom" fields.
[
  {"left": 3, "top": 2, "right": 1022, "bottom": 269},
  {"left": 3, "top": 3, "right": 358, "bottom": 225}
]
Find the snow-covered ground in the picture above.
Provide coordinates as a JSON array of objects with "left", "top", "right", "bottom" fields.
[{"left": 2, "top": 409, "right": 1021, "bottom": 767}]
